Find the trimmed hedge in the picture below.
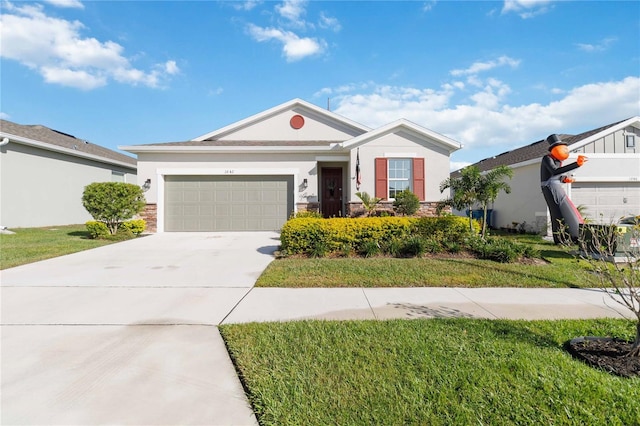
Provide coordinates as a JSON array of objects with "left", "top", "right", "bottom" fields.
[
  {"left": 86, "top": 219, "right": 146, "bottom": 240},
  {"left": 280, "top": 216, "right": 476, "bottom": 257}
]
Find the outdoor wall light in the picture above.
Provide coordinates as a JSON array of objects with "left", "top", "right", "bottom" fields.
[
  {"left": 142, "top": 178, "right": 151, "bottom": 191},
  {"left": 302, "top": 178, "right": 308, "bottom": 189}
]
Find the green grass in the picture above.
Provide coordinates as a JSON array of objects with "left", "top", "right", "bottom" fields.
[
  {"left": 257, "top": 236, "right": 592, "bottom": 288},
  {"left": 220, "top": 318, "right": 639, "bottom": 426},
  {"left": 0, "top": 224, "right": 116, "bottom": 269}
]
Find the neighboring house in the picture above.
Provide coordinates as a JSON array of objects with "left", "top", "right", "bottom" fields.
[
  {"left": 451, "top": 116, "right": 640, "bottom": 234},
  {"left": 120, "top": 98, "right": 461, "bottom": 232},
  {"left": 0, "top": 119, "right": 137, "bottom": 228}
]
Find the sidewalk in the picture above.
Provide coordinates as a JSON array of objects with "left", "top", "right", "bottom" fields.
[{"left": 223, "top": 286, "right": 633, "bottom": 324}]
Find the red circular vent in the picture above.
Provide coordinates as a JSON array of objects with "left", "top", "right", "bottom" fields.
[{"left": 290, "top": 114, "right": 305, "bottom": 129}]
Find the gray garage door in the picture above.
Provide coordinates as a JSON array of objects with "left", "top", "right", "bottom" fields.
[
  {"left": 165, "top": 175, "right": 292, "bottom": 231},
  {"left": 571, "top": 182, "right": 640, "bottom": 223}
]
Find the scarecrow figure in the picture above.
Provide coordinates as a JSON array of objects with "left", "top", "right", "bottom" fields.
[{"left": 540, "top": 134, "right": 588, "bottom": 243}]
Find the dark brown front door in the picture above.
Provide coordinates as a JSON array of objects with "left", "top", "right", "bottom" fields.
[{"left": 321, "top": 167, "right": 343, "bottom": 218}]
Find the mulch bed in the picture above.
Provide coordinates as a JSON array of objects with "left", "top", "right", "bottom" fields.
[{"left": 565, "top": 337, "right": 640, "bottom": 378}]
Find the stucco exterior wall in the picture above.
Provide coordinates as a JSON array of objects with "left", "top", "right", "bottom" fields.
[
  {"left": 215, "top": 108, "right": 365, "bottom": 141},
  {"left": 0, "top": 143, "right": 136, "bottom": 228},
  {"left": 350, "top": 132, "right": 451, "bottom": 202},
  {"left": 136, "top": 151, "right": 347, "bottom": 207}
]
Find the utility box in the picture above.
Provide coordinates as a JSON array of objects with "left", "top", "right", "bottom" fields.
[{"left": 579, "top": 223, "right": 640, "bottom": 260}]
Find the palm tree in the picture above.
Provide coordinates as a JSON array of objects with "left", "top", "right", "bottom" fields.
[
  {"left": 439, "top": 166, "right": 482, "bottom": 233},
  {"left": 355, "top": 191, "right": 382, "bottom": 217},
  {"left": 476, "top": 165, "right": 513, "bottom": 238}
]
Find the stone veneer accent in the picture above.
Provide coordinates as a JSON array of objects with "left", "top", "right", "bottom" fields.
[{"left": 140, "top": 203, "right": 157, "bottom": 233}]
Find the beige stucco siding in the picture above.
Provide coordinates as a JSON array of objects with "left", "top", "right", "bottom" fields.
[
  {"left": 353, "top": 132, "right": 451, "bottom": 201},
  {"left": 136, "top": 152, "right": 338, "bottom": 206},
  {"left": 217, "top": 108, "right": 364, "bottom": 141},
  {"left": 1, "top": 143, "right": 136, "bottom": 228}
]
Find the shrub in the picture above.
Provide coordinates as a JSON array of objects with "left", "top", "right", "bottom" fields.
[
  {"left": 400, "top": 236, "right": 427, "bottom": 257},
  {"left": 393, "top": 190, "right": 420, "bottom": 216},
  {"left": 359, "top": 240, "right": 381, "bottom": 257},
  {"left": 121, "top": 219, "right": 146, "bottom": 236},
  {"left": 466, "top": 236, "right": 536, "bottom": 263},
  {"left": 290, "top": 211, "right": 323, "bottom": 219},
  {"left": 85, "top": 221, "right": 109, "bottom": 239},
  {"left": 414, "top": 216, "right": 478, "bottom": 244},
  {"left": 82, "top": 182, "right": 146, "bottom": 234}
]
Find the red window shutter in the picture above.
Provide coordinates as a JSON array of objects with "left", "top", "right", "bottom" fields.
[
  {"left": 375, "top": 158, "right": 388, "bottom": 199},
  {"left": 413, "top": 158, "right": 425, "bottom": 201}
]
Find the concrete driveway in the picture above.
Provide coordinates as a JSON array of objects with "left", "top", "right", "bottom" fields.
[{"left": 1, "top": 232, "right": 278, "bottom": 425}]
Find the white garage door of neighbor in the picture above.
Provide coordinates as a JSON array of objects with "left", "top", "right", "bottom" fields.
[
  {"left": 571, "top": 182, "right": 640, "bottom": 223},
  {"left": 164, "top": 175, "right": 292, "bottom": 231}
]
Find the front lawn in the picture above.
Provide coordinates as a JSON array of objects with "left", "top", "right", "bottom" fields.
[
  {"left": 0, "top": 224, "right": 116, "bottom": 269},
  {"left": 220, "top": 318, "right": 639, "bottom": 425},
  {"left": 257, "top": 234, "right": 592, "bottom": 288}
]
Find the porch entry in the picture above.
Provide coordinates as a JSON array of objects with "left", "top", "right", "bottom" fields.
[{"left": 321, "top": 167, "right": 343, "bottom": 218}]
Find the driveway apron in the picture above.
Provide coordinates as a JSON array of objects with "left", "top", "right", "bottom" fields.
[{"left": 1, "top": 232, "right": 278, "bottom": 425}]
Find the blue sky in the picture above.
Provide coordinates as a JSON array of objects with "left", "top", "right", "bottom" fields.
[{"left": 1, "top": 0, "right": 639, "bottom": 170}]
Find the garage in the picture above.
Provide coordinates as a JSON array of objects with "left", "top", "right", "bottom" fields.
[
  {"left": 571, "top": 182, "right": 640, "bottom": 223},
  {"left": 164, "top": 175, "right": 293, "bottom": 231}
]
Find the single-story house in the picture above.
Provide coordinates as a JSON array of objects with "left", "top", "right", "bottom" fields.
[
  {"left": 0, "top": 119, "right": 137, "bottom": 228},
  {"left": 451, "top": 116, "right": 640, "bottom": 234},
  {"left": 120, "top": 98, "right": 462, "bottom": 232}
]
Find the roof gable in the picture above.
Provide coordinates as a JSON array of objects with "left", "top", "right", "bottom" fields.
[
  {"left": 194, "top": 98, "right": 371, "bottom": 142},
  {"left": 342, "top": 119, "right": 461, "bottom": 153},
  {"left": 0, "top": 119, "right": 136, "bottom": 168}
]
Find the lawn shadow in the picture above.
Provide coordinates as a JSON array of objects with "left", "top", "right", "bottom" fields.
[
  {"left": 442, "top": 258, "right": 582, "bottom": 288},
  {"left": 67, "top": 230, "right": 91, "bottom": 239}
]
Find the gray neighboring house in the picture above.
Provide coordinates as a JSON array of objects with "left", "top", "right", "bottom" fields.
[
  {"left": 451, "top": 116, "right": 640, "bottom": 234},
  {"left": 0, "top": 119, "right": 137, "bottom": 228}
]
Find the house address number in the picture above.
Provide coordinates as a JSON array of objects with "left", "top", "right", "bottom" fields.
[{"left": 224, "top": 169, "right": 235, "bottom": 174}]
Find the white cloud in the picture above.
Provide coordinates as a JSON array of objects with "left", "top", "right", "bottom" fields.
[
  {"left": 422, "top": 1, "right": 437, "bottom": 12},
  {"left": 246, "top": 23, "right": 325, "bottom": 61},
  {"left": 451, "top": 56, "right": 520, "bottom": 77},
  {"left": 43, "top": 0, "right": 84, "bottom": 8},
  {"left": 502, "top": 0, "right": 554, "bottom": 18},
  {"left": 276, "top": 0, "right": 306, "bottom": 23},
  {"left": 577, "top": 37, "right": 617, "bottom": 53},
  {"left": 232, "top": 1, "right": 262, "bottom": 11},
  {"left": 328, "top": 76, "right": 640, "bottom": 156},
  {"left": 318, "top": 12, "right": 341, "bottom": 32},
  {"left": 0, "top": 112, "right": 11, "bottom": 120},
  {"left": 450, "top": 161, "right": 472, "bottom": 172},
  {"left": 0, "top": 2, "right": 178, "bottom": 90}
]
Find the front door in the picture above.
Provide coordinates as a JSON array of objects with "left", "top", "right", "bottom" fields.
[{"left": 321, "top": 167, "right": 343, "bottom": 218}]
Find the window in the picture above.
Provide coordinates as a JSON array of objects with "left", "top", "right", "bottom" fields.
[
  {"left": 388, "top": 159, "right": 412, "bottom": 198},
  {"left": 375, "top": 157, "right": 425, "bottom": 201},
  {"left": 626, "top": 134, "right": 636, "bottom": 148}
]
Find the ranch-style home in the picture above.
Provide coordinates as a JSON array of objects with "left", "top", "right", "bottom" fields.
[
  {"left": 0, "top": 119, "right": 137, "bottom": 228},
  {"left": 120, "top": 98, "right": 462, "bottom": 232},
  {"left": 452, "top": 116, "right": 640, "bottom": 234}
]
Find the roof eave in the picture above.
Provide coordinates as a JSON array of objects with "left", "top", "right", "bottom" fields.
[
  {"left": 118, "top": 144, "right": 346, "bottom": 154},
  {"left": 2, "top": 131, "right": 137, "bottom": 169}
]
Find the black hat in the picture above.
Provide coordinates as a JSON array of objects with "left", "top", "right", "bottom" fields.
[{"left": 546, "top": 134, "right": 566, "bottom": 151}]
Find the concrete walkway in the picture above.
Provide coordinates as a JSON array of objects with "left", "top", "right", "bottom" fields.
[{"left": 1, "top": 232, "right": 633, "bottom": 425}]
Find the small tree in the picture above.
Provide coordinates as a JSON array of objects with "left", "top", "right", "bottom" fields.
[
  {"left": 567, "top": 220, "right": 640, "bottom": 358},
  {"left": 393, "top": 190, "right": 420, "bottom": 216},
  {"left": 356, "top": 191, "right": 382, "bottom": 217},
  {"left": 82, "top": 182, "right": 146, "bottom": 235},
  {"left": 439, "top": 166, "right": 482, "bottom": 234},
  {"left": 476, "top": 165, "right": 513, "bottom": 238}
]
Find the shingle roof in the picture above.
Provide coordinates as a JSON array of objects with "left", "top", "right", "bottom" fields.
[
  {"left": 139, "top": 140, "right": 341, "bottom": 147},
  {"left": 452, "top": 119, "right": 627, "bottom": 177},
  {"left": 0, "top": 119, "right": 136, "bottom": 167}
]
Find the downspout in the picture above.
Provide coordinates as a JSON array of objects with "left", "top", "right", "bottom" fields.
[{"left": 0, "top": 137, "right": 10, "bottom": 232}]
